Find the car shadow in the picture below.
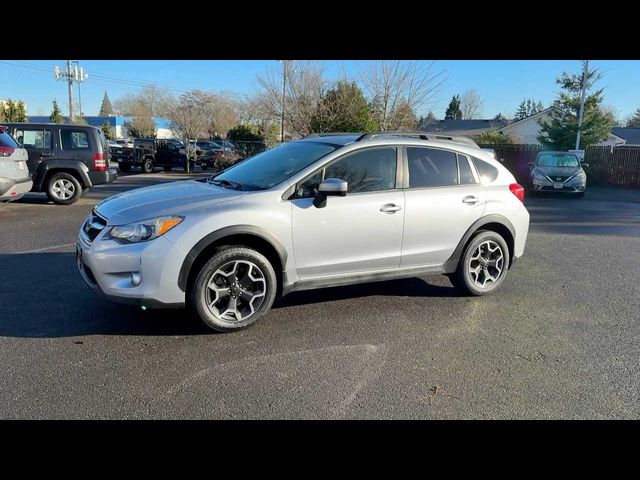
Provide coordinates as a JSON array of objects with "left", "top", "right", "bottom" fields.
[{"left": 0, "top": 252, "right": 461, "bottom": 338}]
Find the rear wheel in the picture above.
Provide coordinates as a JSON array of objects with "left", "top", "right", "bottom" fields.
[
  {"left": 46, "top": 172, "right": 82, "bottom": 205},
  {"left": 142, "top": 157, "right": 154, "bottom": 174},
  {"left": 118, "top": 162, "right": 131, "bottom": 172},
  {"left": 189, "top": 247, "right": 277, "bottom": 332},
  {"left": 451, "top": 230, "right": 510, "bottom": 296}
]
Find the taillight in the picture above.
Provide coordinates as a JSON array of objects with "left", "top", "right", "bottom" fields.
[
  {"left": 509, "top": 183, "right": 525, "bottom": 202},
  {"left": 0, "top": 146, "right": 15, "bottom": 157},
  {"left": 93, "top": 152, "right": 107, "bottom": 171}
]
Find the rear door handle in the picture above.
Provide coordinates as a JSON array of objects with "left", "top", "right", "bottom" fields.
[
  {"left": 380, "top": 203, "right": 402, "bottom": 213},
  {"left": 462, "top": 196, "right": 480, "bottom": 205},
  {"left": 40, "top": 152, "right": 53, "bottom": 158}
]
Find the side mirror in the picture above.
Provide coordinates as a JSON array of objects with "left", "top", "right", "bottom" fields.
[
  {"left": 581, "top": 162, "right": 589, "bottom": 169},
  {"left": 313, "top": 178, "right": 348, "bottom": 208}
]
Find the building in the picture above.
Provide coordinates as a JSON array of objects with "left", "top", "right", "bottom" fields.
[
  {"left": 610, "top": 128, "right": 640, "bottom": 146},
  {"left": 26, "top": 116, "right": 174, "bottom": 139},
  {"left": 421, "top": 107, "right": 623, "bottom": 146}
]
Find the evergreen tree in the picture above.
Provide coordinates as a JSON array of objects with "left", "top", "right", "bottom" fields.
[
  {"left": 99, "top": 91, "right": 114, "bottom": 117},
  {"left": 50, "top": 99, "right": 63, "bottom": 123},
  {"left": 426, "top": 110, "right": 436, "bottom": 121},
  {"left": 494, "top": 113, "right": 506, "bottom": 122},
  {"left": 1, "top": 99, "right": 28, "bottom": 122},
  {"left": 444, "top": 95, "right": 462, "bottom": 120},
  {"left": 101, "top": 121, "right": 113, "bottom": 140},
  {"left": 310, "top": 81, "right": 377, "bottom": 132},
  {"left": 537, "top": 62, "right": 615, "bottom": 150},
  {"left": 515, "top": 99, "right": 545, "bottom": 120},
  {"left": 515, "top": 100, "right": 529, "bottom": 120}
]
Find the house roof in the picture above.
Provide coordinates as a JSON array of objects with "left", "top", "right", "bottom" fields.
[{"left": 611, "top": 128, "right": 640, "bottom": 145}]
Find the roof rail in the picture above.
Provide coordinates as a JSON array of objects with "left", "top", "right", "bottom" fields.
[
  {"left": 303, "top": 132, "right": 360, "bottom": 138},
  {"left": 357, "top": 130, "right": 479, "bottom": 148}
]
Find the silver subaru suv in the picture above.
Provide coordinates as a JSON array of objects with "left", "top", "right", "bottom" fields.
[{"left": 77, "top": 132, "right": 530, "bottom": 332}]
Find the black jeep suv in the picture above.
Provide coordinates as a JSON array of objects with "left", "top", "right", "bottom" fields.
[
  {"left": 110, "top": 138, "right": 197, "bottom": 174},
  {"left": 3, "top": 122, "right": 117, "bottom": 205}
]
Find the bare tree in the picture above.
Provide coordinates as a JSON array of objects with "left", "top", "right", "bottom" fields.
[
  {"left": 255, "top": 60, "right": 325, "bottom": 137},
  {"left": 460, "top": 89, "right": 484, "bottom": 120},
  {"left": 359, "top": 60, "right": 446, "bottom": 130}
]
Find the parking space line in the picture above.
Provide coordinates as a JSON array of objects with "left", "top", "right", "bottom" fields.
[{"left": 15, "top": 242, "right": 76, "bottom": 254}]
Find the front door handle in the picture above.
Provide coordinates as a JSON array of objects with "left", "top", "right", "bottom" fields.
[
  {"left": 462, "top": 196, "right": 480, "bottom": 205},
  {"left": 380, "top": 203, "right": 402, "bottom": 213},
  {"left": 40, "top": 152, "right": 53, "bottom": 158}
]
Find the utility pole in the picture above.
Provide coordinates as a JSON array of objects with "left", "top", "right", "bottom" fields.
[
  {"left": 54, "top": 60, "right": 88, "bottom": 123},
  {"left": 575, "top": 60, "right": 589, "bottom": 150},
  {"left": 280, "top": 60, "right": 287, "bottom": 143}
]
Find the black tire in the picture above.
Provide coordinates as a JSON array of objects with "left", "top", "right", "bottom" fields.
[
  {"left": 189, "top": 246, "right": 277, "bottom": 332},
  {"left": 118, "top": 162, "right": 131, "bottom": 172},
  {"left": 163, "top": 166, "right": 172, "bottom": 172},
  {"left": 46, "top": 172, "right": 83, "bottom": 205},
  {"left": 142, "top": 157, "right": 154, "bottom": 174},
  {"left": 451, "top": 230, "right": 510, "bottom": 296}
]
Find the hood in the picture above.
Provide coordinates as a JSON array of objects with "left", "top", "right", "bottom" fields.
[
  {"left": 534, "top": 165, "right": 582, "bottom": 178},
  {"left": 95, "top": 179, "right": 244, "bottom": 225}
]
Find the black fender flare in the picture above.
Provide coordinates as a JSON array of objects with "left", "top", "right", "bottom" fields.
[
  {"left": 442, "top": 214, "right": 516, "bottom": 273},
  {"left": 177, "top": 225, "right": 289, "bottom": 292},
  {"left": 33, "top": 160, "right": 92, "bottom": 191}
]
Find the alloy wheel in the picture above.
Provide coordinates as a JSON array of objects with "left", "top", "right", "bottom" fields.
[
  {"left": 51, "top": 179, "right": 75, "bottom": 200},
  {"left": 205, "top": 260, "right": 267, "bottom": 322},
  {"left": 468, "top": 240, "right": 504, "bottom": 288}
]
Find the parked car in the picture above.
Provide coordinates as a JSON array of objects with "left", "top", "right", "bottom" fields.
[
  {"left": 4, "top": 122, "right": 116, "bottom": 205},
  {"left": 76, "top": 131, "right": 530, "bottom": 332},
  {"left": 528, "top": 151, "right": 587, "bottom": 197},
  {"left": 110, "top": 138, "right": 196, "bottom": 173},
  {"left": 0, "top": 126, "right": 32, "bottom": 202}
]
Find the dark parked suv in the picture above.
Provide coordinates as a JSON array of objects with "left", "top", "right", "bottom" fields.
[{"left": 3, "top": 123, "right": 117, "bottom": 204}]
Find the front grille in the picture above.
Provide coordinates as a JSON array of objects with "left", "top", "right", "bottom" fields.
[
  {"left": 82, "top": 211, "right": 108, "bottom": 243},
  {"left": 549, "top": 175, "right": 571, "bottom": 182}
]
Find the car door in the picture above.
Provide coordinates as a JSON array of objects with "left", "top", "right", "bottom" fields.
[
  {"left": 12, "top": 126, "right": 55, "bottom": 173},
  {"left": 291, "top": 146, "right": 405, "bottom": 278},
  {"left": 400, "top": 146, "right": 487, "bottom": 267}
]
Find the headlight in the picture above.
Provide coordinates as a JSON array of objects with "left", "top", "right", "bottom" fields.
[
  {"left": 532, "top": 170, "right": 548, "bottom": 182},
  {"left": 569, "top": 171, "right": 587, "bottom": 183},
  {"left": 107, "top": 215, "right": 184, "bottom": 243}
]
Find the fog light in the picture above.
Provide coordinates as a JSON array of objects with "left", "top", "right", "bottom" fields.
[{"left": 131, "top": 272, "right": 141, "bottom": 287}]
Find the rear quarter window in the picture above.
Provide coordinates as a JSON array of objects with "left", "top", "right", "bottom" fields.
[
  {"left": 472, "top": 157, "right": 499, "bottom": 184},
  {"left": 0, "top": 130, "right": 19, "bottom": 148}
]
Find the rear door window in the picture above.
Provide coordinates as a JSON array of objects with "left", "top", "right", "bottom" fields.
[
  {"left": 61, "top": 130, "right": 90, "bottom": 150},
  {"left": 407, "top": 147, "right": 458, "bottom": 188}
]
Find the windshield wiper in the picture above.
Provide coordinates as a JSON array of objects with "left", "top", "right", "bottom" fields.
[{"left": 208, "top": 178, "right": 242, "bottom": 190}]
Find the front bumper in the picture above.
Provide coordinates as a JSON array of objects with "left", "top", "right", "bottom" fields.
[
  {"left": 76, "top": 225, "right": 187, "bottom": 308},
  {"left": 531, "top": 177, "right": 585, "bottom": 193},
  {"left": 0, "top": 176, "right": 33, "bottom": 201},
  {"left": 88, "top": 168, "right": 118, "bottom": 186}
]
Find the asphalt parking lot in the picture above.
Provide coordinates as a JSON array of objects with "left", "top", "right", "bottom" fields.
[{"left": 1, "top": 171, "right": 639, "bottom": 419}]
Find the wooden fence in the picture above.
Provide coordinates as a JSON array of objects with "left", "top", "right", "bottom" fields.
[{"left": 479, "top": 144, "right": 640, "bottom": 187}]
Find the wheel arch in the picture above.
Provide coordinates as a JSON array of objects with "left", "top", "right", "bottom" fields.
[
  {"left": 443, "top": 214, "right": 516, "bottom": 273},
  {"left": 178, "top": 225, "right": 288, "bottom": 297}
]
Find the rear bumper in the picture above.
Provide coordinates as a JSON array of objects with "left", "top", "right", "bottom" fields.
[
  {"left": 0, "top": 176, "right": 33, "bottom": 201},
  {"left": 88, "top": 168, "right": 118, "bottom": 186}
]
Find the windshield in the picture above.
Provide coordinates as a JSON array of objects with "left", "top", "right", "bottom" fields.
[
  {"left": 537, "top": 153, "right": 580, "bottom": 167},
  {"left": 213, "top": 141, "right": 338, "bottom": 190}
]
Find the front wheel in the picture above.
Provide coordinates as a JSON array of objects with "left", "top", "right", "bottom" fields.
[
  {"left": 189, "top": 247, "right": 277, "bottom": 332},
  {"left": 450, "top": 230, "right": 510, "bottom": 296},
  {"left": 46, "top": 172, "right": 83, "bottom": 205},
  {"left": 142, "top": 158, "right": 154, "bottom": 174}
]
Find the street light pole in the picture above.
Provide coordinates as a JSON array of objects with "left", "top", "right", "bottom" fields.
[
  {"left": 280, "top": 60, "right": 287, "bottom": 143},
  {"left": 575, "top": 60, "right": 589, "bottom": 151},
  {"left": 66, "top": 60, "right": 75, "bottom": 122}
]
